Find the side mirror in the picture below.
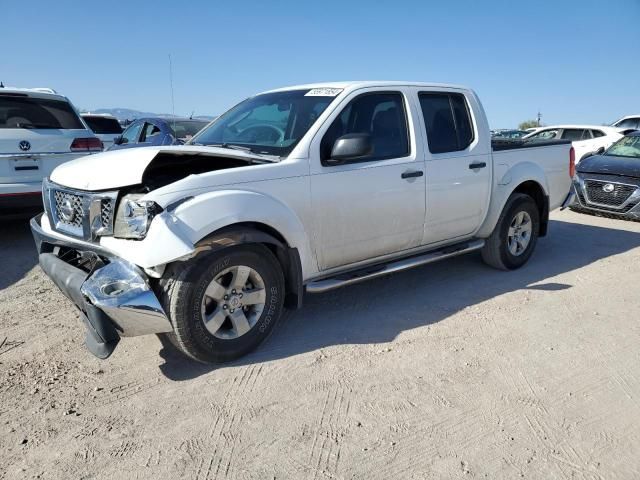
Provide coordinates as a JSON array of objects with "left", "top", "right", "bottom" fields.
[
  {"left": 596, "top": 146, "right": 605, "bottom": 154},
  {"left": 326, "top": 133, "right": 373, "bottom": 165},
  {"left": 113, "top": 136, "right": 123, "bottom": 145}
]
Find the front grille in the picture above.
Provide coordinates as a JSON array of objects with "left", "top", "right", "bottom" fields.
[
  {"left": 577, "top": 188, "right": 637, "bottom": 213},
  {"left": 53, "top": 190, "right": 85, "bottom": 228},
  {"left": 44, "top": 179, "right": 118, "bottom": 240},
  {"left": 100, "top": 199, "right": 113, "bottom": 228},
  {"left": 584, "top": 180, "right": 636, "bottom": 207}
]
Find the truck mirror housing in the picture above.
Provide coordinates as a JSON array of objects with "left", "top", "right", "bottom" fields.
[{"left": 328, "top": 133, "right": 373, "bottom": 164}]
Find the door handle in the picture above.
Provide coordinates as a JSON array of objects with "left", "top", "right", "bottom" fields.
[
  {"left": 401, "top": 170, "right": 424, "bottom": 179},
  {"left": 469, "top": 162, "right": 487, "bottom": 170}
]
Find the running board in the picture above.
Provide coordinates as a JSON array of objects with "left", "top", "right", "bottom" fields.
[{"left": 306, "top": 239, "right": 485, "bottom": 294}]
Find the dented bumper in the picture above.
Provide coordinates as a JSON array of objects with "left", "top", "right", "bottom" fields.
[{"left": 31, "top": 214, "right": 173, "bottom": 358}]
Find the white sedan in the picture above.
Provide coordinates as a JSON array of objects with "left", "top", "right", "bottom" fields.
[{"left": 523, "top": 125, "right": 624, "bottom": 161}]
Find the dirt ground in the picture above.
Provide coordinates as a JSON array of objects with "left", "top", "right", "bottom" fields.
[{"left": 1, "top": 210, "right": 639, "bottom": 479}]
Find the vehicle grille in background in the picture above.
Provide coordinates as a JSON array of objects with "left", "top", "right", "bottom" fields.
[
  {"left": 577, "top": 189, "right": 637, "bottom": 213},
  {"left": 101, "top": 199, "right": 113, "bottom": 228},
  {"left": 584, "top": 181, "right": 636, "bottom": 207},
  {"left": 53, "top": 190, "right": 84, "bottom": 228}
]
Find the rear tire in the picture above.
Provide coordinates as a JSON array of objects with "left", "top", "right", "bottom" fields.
[
  {"left": 158, "top": 245, "right": 285, "bottom": 363},
  {"left": 481, "top": 193, "right": 540, "bottom": 270}
]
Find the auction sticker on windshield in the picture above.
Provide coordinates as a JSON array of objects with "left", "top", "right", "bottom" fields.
[{"left": 305, "top": 88, "right": 343, "bottom": 97}]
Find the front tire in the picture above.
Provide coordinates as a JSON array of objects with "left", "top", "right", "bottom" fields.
[
  {"left": 481, "top": 193, "right": 540, "bottom": 270},
  {"left": 159, "top": 245, "right": 285, "bottom": 363}
]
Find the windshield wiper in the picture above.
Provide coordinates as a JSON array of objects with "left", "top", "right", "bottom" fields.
[{"left": 207, "top": 143, "right": 254, "bottom": 152}]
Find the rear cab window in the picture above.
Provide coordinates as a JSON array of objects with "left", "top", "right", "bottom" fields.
[
  {"left": 0, "top": 94, "right": 84, "bottom": 129},
  {"left": 418, "top": 92, "right": 474, "bottom": 153}
]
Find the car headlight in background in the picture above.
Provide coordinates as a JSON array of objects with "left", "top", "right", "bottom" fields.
[{"left": 113, "top": 194, "right": 162, "bottom": 239}]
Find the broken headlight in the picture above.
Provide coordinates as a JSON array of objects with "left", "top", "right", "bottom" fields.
[{"left": 113, "top": 194, "right": 162, "bottom": 239}]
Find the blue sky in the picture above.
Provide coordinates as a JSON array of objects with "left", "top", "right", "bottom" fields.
[{"left": 2, "top": 0, "right": 638, "bottom": 127}]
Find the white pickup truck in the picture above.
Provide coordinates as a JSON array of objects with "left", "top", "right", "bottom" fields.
[{"left": 31, "top": 82, "right": 573, "bottom": 363}]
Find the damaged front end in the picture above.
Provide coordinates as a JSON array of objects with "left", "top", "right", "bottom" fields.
[{"left": 32, "top": 215, "right": 173, "bottom": 358}]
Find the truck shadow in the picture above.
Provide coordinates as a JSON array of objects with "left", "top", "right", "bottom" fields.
[
  {"left": 158, "top": 216, "right": 640, "bottom": 380},
  {"left": 0, "top": 218, "right": 38, "bottom": 291}
]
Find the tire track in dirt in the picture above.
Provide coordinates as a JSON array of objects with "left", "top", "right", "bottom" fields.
[
  {"left": 306, "top": 382, "right": 351, "bottom": 480},
  {"left": 193, "top": 364, "right": 266, "bottom": 480},
  {"left": 93, "top": 377, "right": 163, "bottom": 407}
]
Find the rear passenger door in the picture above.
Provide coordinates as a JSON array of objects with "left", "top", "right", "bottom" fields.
[
  {"left": 309, "top": 89, "right": 426, "bottom": 271},
  {"left": 416, "top": 90, "right": 491, "bottom": 244}
]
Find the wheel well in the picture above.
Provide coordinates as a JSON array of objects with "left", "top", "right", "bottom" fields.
[
  {"left": 513, "top": 181, "right": 549, "bottom": 237},
  {"left": 195, "top": 222, "right": 303, "bottom": 309}
]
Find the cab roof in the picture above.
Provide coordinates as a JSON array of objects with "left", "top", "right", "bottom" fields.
[{"left": 262, "top": 81, "right": 470, "bottom": 94}]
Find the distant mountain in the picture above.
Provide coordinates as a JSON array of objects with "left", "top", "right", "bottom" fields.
[{"left": 84, "top": 108, "right": 217, "bottom": 122}]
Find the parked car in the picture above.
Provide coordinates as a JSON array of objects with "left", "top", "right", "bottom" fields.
[
  {"left": 0, "top": 87, "right": 102, "bottom": 216},
  {"left": 31, "top": 81, "right": 573, "bottom": 362},
  {"left": 523, "top": 125, "right": 624, "bottom": 162},
  {"left": 568, "top": 131, "right": 640, "bottom": 221},
  {"left": 491, "top": 129, "right": 529, "bottom": 139},
  {"left": 81, "top": 113, "right": 122, "bottom": 150},
  {"left": 611, "top": 115, "right": 640, "bottom": 130},
  {"left": 109, "top": 117, "right": 208, "bottom": 150}
]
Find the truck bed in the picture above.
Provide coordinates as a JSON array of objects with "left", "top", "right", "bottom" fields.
[{"left": 491, "top": 138, "right": 571, "bottom": 151}]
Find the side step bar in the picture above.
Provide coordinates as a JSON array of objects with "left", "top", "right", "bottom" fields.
[{"left": 306, "top": 239, "right": 485, "bottom": 294}]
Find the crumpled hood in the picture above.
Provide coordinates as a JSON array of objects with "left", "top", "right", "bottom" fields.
[
  {"left": 49, "top": 145, "right": 264, "bottom": 190},
  {"left": 577, "top": 154, "right": 640, "bottom": 179}
]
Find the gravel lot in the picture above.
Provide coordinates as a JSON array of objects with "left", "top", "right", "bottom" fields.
[{"left": 1, "top": 210, "right": 639, "bottom": 479}]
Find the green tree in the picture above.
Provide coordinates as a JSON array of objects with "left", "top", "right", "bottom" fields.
[{"left": 519, "top": 120, "right": 539, "bottom": 130}]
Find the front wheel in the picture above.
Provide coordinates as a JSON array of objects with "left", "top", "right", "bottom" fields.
[
  {"left": 159, "top": 245, "right": 285, "bottom": 363},
  {"left": 481, "top": 193, "right": 540, "bottom": 270}
]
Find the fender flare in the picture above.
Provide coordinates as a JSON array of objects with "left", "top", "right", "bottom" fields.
[
  {"left": 195, "top": 225, "right": 304, "bottom": 309},
  {"left": 477, "top": 161, "right": 550, "bottom": 238}
]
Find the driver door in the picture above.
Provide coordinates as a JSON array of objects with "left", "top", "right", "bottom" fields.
[{"left": 309, "top": 89, "right": 426, "bottom": 271}]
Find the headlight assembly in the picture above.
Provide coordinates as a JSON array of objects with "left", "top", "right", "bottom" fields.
[{"left": 113, "top": 194, "right": 162, "bottom": 239}]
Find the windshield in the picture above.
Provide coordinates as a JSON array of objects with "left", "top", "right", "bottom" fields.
[
  {"left": 169, "top": 120, "right": 207, "bottom": 140},
  {"left": 605, "top": 135, "right": 640, "bottom": 158},
  {"left": 190, "top": 89, "right": 339, "bottom": 156},
  {"left": 0, "top": 95, "right": 85, "bottom": 129}
]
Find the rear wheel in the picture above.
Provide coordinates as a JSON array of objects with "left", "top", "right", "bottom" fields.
[
  {"left": 159, "top": 245, "right": 285, "bottom": 363},
  {"left": 481, "top": 193, "right": 540, "bottom": 270}
]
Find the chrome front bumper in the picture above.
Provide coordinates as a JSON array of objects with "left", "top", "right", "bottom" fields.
[{"left": 31, "top": 214, "right": 173, "bottom": 358}]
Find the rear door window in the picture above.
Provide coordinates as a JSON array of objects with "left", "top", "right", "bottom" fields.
[
  {"left": 0, "top": 95, "right": 84, "bottom": 129},
  {"left": 83, "top": 116, "right": 122, "bottom": 134},
  {"left": 591, "top": 130, "right": 605, "bottom": 138},
  {"left": 320, "top": 92, "right": 409, "bottom": 162},
  {"left": 561, "top": 129, "right": 586, "bottom": 141},
  {"left": 418, "top": 92, "right": 474, "bottom": 153},
  {"left": 141, "top": 122, "right": 163, "bottom": 143}
]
